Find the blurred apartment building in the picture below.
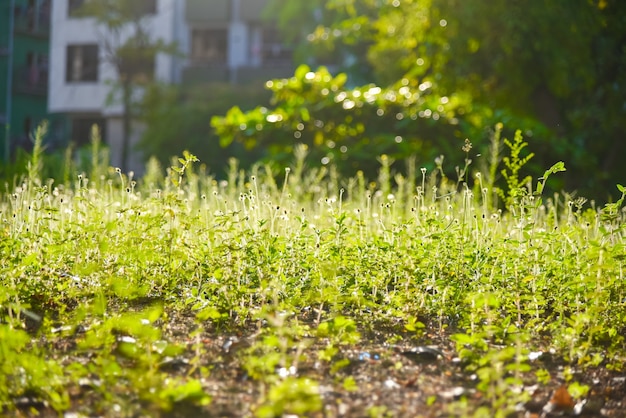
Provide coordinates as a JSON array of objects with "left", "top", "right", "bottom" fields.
[
  {"left": 0, "top": 0, "right": 54, "bottom": 162},
  {"left": 1, "top": 0, "right": 293, "bottom": 170}
]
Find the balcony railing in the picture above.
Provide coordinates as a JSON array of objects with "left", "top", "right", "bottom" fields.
[
  {"left": 185, "top": 0, "right": 230, "bottom": 23},
  {"left": 240, "top": 0, "right": 270, "bottom": 21},
  {"left": 237, "top": 63, "right": 293, "bottom": 84},
  {"left": 185, "top": 0, "right": 270, "bottom": 23},
  {"left": 13, "top": 65, "right": 48, "bottom": 96},
  {"left": 182, "top": 64, "right": 230, "bottom": 84},
  {"left": 182, "top": 63, "right": 294, "bottom": 85},
  {"left": 14, "top": 6, "right": 51, "bottom": 36},
  {"left": 260, "top": 44, "right": 293, "bottom": 66}
]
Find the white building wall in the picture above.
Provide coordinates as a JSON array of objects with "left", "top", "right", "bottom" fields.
[
  {"left": 48, "top": 0, "right": 286, "bottom": 173},
  {"left": 152, "top": 0, "right": 178, "bottom": 83},
  {"left": 228, "top": 22, "right": 249, "bottom": 70},
  {"left": 228, "top": 0, "right": 247, "bottom": 71},
  {"left": 49, "top": 0, "right": 180, "bottom": 115},
  {"left": 48, "top": 1, "right": 110, "bottom": 113},
  {"left": 48, "top": 0, "right": 182, "bottom": 173},
  {"left": 106, "top": 119, "right": 145, "bottom": 172},
  {"left": 171, "top": 0, "right": 189, "bottom": 83}
]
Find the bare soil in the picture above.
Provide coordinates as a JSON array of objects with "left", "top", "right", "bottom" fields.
[{"left": 14, "top": 311, "right": 626, "bottom": 418}]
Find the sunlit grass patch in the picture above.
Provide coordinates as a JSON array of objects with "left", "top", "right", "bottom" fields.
[{"left": 1, "top": 129, "right": 625, "bottom": 416}]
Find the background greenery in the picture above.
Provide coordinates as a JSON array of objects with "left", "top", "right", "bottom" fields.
[
  {"left": 252, "top": 0, "right": 626, "bottom": 200},
  {"left": 2, "top": 0, "right": 624, "bottom": 202},
  {"left": 139, "top": 82, "right": 271, "bottom": 171}
]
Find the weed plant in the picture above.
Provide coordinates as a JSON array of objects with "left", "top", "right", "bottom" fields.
[{"left": 0, "top": 128, "right": 625, "bottom": 417}]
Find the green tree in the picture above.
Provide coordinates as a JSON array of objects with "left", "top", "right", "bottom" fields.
[
  {"left": 212, "top": 64, "right": 473, "bottom": 177},
  {"left": 139, "top": 82, "right": 271, "bottom": 174},
  {"left": 255, "top": 0, "right": 626, "bottom": 198}
]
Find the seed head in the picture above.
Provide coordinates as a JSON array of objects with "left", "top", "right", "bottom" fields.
[{"left": 462, "top": 138, "right": 472, "bottom": 153}]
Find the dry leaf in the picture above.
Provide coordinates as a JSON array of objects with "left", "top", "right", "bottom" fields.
[{"left": 544, "top": 385, "right": 575, "bottom": 413}]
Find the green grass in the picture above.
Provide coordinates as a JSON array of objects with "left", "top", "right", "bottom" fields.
[{"left": 1, "top": 136, "right": 625, "bottom": 417}]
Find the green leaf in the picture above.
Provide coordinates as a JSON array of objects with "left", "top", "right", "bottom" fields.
[
  {"left": 294, "top": 64, "right": 311, "bottom": 80},
  {"left": 300, "top": 107, "right": 311, "bottom": 122},
  {"left": 451, "top": 333, "right": 475, "bottom": 345},
  {"left": 196, "top": 307, "right": 226, "bottom": 322},
  {"left": 543, "top": 161, "right": 566, "bottom": 178},
  {"left": 568, "top": 382, "right": 590, "bottom": 399},
  {"left": 218, "top": 133, "right": 235, "bottom": 148},
  {"left": 536, "top": 181, "right": 544, "bottom": 195},
  {"left": 342, "top": 376, "right": 359, "bottom": 392},
  {"left": 145, "top": 305, "right": 163, "bottom": 323}
]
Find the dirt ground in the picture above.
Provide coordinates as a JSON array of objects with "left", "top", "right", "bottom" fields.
[
  {"left": 14, "top": 312, "right": 626, "bottom": 417},
  {"left": 166, "top": 312, "right": 626, "bottom": 417}
]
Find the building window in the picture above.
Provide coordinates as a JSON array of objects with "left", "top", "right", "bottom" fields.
[
  {"left": 66, "top": 44, "right": 99, "bottom": 82},
  {"left": 16, "top": 52, "right": 49, "bottom": 94},
  {"left": 119, "top": 53, "right": 155, "bottom": 83},
  {"left": 260, "top": 27, "right": 293, "bottom": 65},
  {"left": 191, "top": 28, "right": 228, "bottom": 64},
  {"left": 14, "top": 0, "right": 51, "bottom": 32}
]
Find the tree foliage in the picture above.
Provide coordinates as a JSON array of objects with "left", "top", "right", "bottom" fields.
[
  {"left": 140, "top": 82, "right": 271, "bottom": 174},
  {"left": 212, "top": 65, "right": 476, "bottom": 176},
  {"left": 217, "top": 0, "right": 626, "bottom": 199}
]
